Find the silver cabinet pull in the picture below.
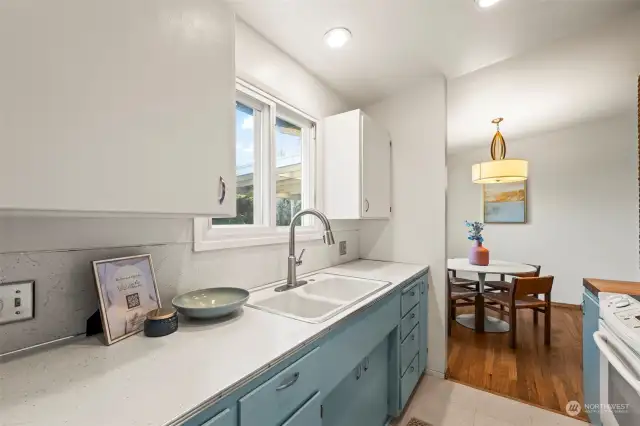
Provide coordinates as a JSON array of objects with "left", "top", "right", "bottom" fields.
[
  {"left": 411, "top": 334, "right": 415, "bottom": 341},
  {"left": 355, "top": 364, "right": 362, "bottom": 380},
  {"left": 364, "top": 198, "right": 370, "bottom": 212},
  {"left": 276, "top": 372, "right": 299, "bottom": 391},
  {"left": 410, "top": 366, "right": 415, "bottom": 373},
  {"left": 411, "top": 290, "right": 416, "bottom": 296},
  {"left": 218, "top": 176, "right": 226, "bottom": 205},
  {"left": 411, "top": 313, "right": 416, "bottom": 319},
  {"left": 363, "top": 357, "right": 369, "bottom": 372}
]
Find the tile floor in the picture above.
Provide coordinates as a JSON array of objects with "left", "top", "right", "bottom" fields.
[{"left": 397, "top": 376, "right": 590, "bottom": 426}]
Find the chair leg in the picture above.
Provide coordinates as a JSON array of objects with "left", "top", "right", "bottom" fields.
[
  {"left": 509, "top": 307, "right": 517, "bottom": 349},
  {"left": 533, "top": 294, "right": 539, "bottom": 324},
  {"left": 544, "top": 298, "right": 551, "bottom": 346},
  {"left": 499, "top": 304, "right": 504, "bottom": 320},
  {"left": 451, "top": 303, "right": 456, "bottom": 321}
]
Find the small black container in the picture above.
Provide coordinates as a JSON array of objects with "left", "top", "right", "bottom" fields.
[{"left": 144, "top": 308, "right": 178, "bottom": 337}]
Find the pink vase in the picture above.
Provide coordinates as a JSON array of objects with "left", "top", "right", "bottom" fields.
[{"left": 469, "top": 241, "right": 489, "bottom": 266}]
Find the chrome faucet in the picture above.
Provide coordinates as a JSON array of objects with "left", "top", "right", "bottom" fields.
[{"left": 285, "top": 208, "right": 335, "bottom": 289}]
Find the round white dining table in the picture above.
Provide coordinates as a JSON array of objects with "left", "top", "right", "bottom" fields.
[{"left": 447, "top": 258, "right": 537, "bottom": 333}]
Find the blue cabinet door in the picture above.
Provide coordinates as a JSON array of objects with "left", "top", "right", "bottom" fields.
[
  {"left": 583, "top": 290, "right": 601, "bottom": 426},
  {"left": 419, "top": 275, "right": 428, "bottom": 374},
  {"left": 322, "top": 337, "right": 389, "bottom": 426}
]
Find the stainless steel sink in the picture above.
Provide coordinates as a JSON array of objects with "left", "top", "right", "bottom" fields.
[{"left": 246, "top": 273, "right": 392, "bottom": 323}]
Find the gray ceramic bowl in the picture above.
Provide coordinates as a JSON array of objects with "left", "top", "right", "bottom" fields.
[{"left": 172, "top": 287, "right": 250, "bottom": 319}]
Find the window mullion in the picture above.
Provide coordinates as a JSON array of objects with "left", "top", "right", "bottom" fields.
[{"left": 265, "top": 100, "right": 277, "bottom": 228}]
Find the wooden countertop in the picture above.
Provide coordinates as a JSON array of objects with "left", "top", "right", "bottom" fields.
[{"left": 583, "top": 278, "right": 640, "bottom": 296}]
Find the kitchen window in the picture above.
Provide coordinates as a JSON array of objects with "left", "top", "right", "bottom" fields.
[{"left": 194, "top": 80, "right": 318, "bottom": 251}]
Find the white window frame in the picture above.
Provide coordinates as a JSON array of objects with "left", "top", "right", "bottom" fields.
[{"left": 194, "top": 79, "right": 320, "bottom": 251}]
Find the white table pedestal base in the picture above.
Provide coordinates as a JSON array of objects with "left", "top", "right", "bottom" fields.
[{"left": 456, "top": 314, "right": 510, "bottom": 333}]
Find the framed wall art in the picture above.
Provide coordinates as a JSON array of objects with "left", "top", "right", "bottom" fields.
[
  {"left": 92, "top": 254, "right": 161, "bottom": 345},
  {"left": 483, "top": 181, "right": 527, "bottom": 224}
]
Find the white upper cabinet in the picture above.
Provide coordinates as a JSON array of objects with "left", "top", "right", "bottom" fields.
[
  {"left": 0, "top": 1, "right": 236, "bottom": 217},
  {"left": 323, "top": 110, "right": 391, "bottom": 219}
]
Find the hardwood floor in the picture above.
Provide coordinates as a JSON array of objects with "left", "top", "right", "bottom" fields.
[{"left": 447, "top": 305, "right": 588, "bottom": 422}]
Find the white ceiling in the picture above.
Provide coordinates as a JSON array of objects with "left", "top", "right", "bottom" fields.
[
  {"left": 228, "top": 0, "right": 640, "bottom": 150},
  {"left": 228, "top": 0, "right": 639, "bottom": 108}
]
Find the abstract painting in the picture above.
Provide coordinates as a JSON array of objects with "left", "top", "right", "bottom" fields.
[{"left": 483, "top": 182, "right": 527, "bottom": 223}]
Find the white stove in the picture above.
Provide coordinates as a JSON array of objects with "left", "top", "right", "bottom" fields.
[{"left": 595, "top": 292, "right": 640, "bottom": 426}]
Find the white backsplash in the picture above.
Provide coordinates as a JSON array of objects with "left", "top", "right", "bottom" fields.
[{"left": 0, "top": 226, "right": 359, "bottom": 355}]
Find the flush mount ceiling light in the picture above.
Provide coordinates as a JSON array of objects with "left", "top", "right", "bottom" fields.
[
  {"left": 472, "top": 118, "right": 528, "bottom": 184},
  {"left": 475, "top": 0, "right": 503, "bottom": 9},
  {"left": 324, "top": 27, "right": 352, "bottom": 49}
]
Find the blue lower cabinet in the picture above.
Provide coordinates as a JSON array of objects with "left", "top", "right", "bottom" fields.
[
  {"left": 321, "top": 338, "right": 389, "bottom": 426},
  {"left": 282, "top": 392, "right": 322, "bottom": 426},
  {"left": 239, "top": 348, "right": 320, "bottom": 426},
  {"left": 200, "top": 407, "right": 236, "bottom": 426},
  {"left": 418, "top": 276, "right": 428, "bottom": 374},
  {"left": 400, "top": 325, "right": 419, "bottom": 375},
  {"left": 183, "top": 272, "right": 429, "bottom": 426},
  {"left": 583, "top": 290, "right": 602, "bottom": 426},
  {"left": 400, "top": 354, "right": 420, "bottom": 409}
]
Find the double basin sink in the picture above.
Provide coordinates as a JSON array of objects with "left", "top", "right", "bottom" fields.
[{"left": 247, "top": 273, "right": 392, "bottom": 323}]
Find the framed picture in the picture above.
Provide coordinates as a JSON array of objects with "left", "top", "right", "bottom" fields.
[
  {"left": 92, "top": 254, "right": 161, "bottom": 345},
  {"left": 483, "top": 182, "right": 527, "bottom": 224}
]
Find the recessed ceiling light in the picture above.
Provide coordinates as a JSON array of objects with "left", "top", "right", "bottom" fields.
[
  {"left": 323, "top": 28, "right": 352, "bottom": 49},
  {"left": 476, "top": 0, "right": 502, "bottom": 9}
]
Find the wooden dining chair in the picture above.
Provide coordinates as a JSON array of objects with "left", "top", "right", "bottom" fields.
[
  {"left": 448, "top": 274, "right": 479, "bottom": 336},
  {"left": 485, "top": 264, "right": 542, "bottom": 321},
  {"left": 448, "top": 268, "right": 479, "bottom": 290},
  {"left": 484, "top": 276, "right": 554, "bottom": 348}
]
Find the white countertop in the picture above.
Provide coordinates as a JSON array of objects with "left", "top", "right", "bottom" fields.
[{"left": 0, "top": 260, "right": 427, "bottom": 426}]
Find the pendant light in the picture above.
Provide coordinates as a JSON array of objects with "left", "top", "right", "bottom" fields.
[{"left": 472, "top": 118, "right": 528, "bottom": 184}]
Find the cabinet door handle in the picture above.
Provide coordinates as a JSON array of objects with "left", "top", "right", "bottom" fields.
[
  {"left": 363, "top": 357, "right": 369, "bottom": 372},
  {"left": 410, "top": 290, "right": 416, "bottom": 296},
  {"left": 410, "top": 366, "right": 415, "bottom": 373},
  {"left": 411, "top": 334, "right": 415, "bottom": 341},
  {"left": 218, "top": 176, "right": 227, "bottom": 205},
  {"left": 364, "top": 198, "right": 370, "bottom": 212},
  {"left": 355, "top": 364, "right": 362, "bottom": 380},
  {"left": 411, "top": 313, "right": 416, "bottom": 319},
  {"left": 276, "top": 372, "right": 299, "bottom": 391}
]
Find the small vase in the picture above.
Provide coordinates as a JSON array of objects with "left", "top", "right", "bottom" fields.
[{"left": 469, "top": 240, "right": 489, "bottom": 266}]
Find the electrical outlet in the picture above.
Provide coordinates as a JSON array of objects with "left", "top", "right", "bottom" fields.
[
  {"left": 339, "top": 241, "right": 347, "bottom": 256},
  {"left": 0, "top": 280, "right": 35, "bottom": 325}
]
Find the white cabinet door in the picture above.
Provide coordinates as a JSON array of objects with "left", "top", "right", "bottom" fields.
[
  {"left": 0, "top": 0, "right": 235, "bottom": 217},
  {"left": 360, "top": 113, "right": 391, "bottom": 218}
]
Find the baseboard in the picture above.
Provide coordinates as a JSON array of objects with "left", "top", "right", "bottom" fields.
[
  {"left": 426, "top": 368, "right": 445, "bottom": 379},
  {"left": 551, "top": 302, "right": 581, "bottom": 310}
]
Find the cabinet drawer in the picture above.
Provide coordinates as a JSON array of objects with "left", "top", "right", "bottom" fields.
[
  {"left": 400, "top": 324, "right": 419, "bottom": 376},
  {"left": 401, "top": 282, "right": 420, "bottom": 316},
  {"left": 281, "top": 392, "right": 322, "bottom": 426},
  {"left": 401, "top": 305, "right": 419, "bottom": 341},
  {"left": 239, "top": 348, "right": 320, "bottom": 426},
  {"left": 400, "top": 354, "right": 420, "bottom": 409},
  {"left": 200, "top": 407, "right": 236, "bottom": 426}
]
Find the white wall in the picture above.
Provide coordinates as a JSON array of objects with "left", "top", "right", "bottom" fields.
[
  {"left": 0, "top": 18, "right": 355, "bottom": 354},
  {"left": 360, "top": 77, "right": 448, "bottom": 376},
  {"left": 447, "top": 113, "right": 639, "bottom": 304}
]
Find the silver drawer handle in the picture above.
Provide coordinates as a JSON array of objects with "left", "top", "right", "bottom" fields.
[
  {"left": 411, "top": 291, "right": 416, "bottom": 296},
  {"left": 411, "top": 335, "right": 415, "bottom": 341},
  {"left": 365, "top": 198, "right": 370, "bottom": 212},
  {"left": 411, "top": 313, "right": 416, "bottom": 319},
  {"left": 218, "top": 176, "right": 227, "bottom": 205},
  {"left": 276, "top": 372, "right": 299, "bottom": 391},
  {"left": 410, "top": 366, "right": 415, "bottom": 373}
]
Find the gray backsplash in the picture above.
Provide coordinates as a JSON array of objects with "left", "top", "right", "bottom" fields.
[{"left": 0, "top": 227, "right": 359, "bottom": 355}]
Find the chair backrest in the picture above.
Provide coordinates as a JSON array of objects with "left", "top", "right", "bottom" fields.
[
  {"left": 511, "top": 276, "right": 554, "bottom": 298},
  {"left": 512, "top": 264, "right": 541, "bottom": 278}
]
